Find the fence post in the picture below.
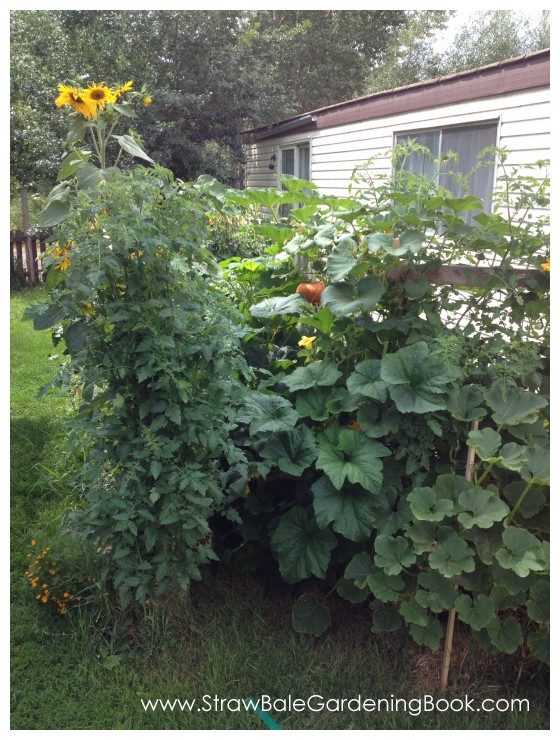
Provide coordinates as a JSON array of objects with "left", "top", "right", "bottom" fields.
[{"left": 20, "top": 187, "right": 37, "bottom": 284}]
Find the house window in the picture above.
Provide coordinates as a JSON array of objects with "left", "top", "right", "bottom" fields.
[
  {"left": 396, "top": 122, "right": 498, "bottom": 223},
  {"left": 280, "top": 143, "right": 310, "bottom": 181},
  {"left": 279, "top": 143, "right": 311, "bottom": 218}
]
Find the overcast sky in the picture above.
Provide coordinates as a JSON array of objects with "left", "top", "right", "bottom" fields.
[{"left": 432, "top": 9, "right": 547, "bottom": 53}]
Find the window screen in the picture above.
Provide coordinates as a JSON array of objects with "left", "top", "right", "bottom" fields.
[
  {"left": 396, "top": 131, "right": 439, "bottom": 180},
  {"left": 439, "top": 123, "right": 497, "bottom": 219},
  {"left": 395, "top": 123, "right": 498, "bottom": 223}
]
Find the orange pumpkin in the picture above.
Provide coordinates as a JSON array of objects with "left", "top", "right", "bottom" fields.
[{"left": 296, "top": 282, "right": 324, "bottom": 305}]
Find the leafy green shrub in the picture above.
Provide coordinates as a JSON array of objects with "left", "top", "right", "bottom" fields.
[
  {"left": 219, "top": 150, "right": 550, "bottom": 663},
  {"left": 27, "top": 166, "right": 253, "bottom": 607}
]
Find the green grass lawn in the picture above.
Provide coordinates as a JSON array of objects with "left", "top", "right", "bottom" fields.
[{"left": 10, "top": 287, "right": 550, "bottom": 730}]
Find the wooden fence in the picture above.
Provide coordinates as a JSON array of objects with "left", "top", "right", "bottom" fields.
[{"left": 10, "top": 231, "right": 49, "bottom": 285}]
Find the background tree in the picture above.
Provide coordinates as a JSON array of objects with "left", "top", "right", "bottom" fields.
[
  {"left": 10, "top": 9, "right": 548, "bottom": 196},
  {"left": 368, "top": 10, "right": 549, "bottom": 93}
]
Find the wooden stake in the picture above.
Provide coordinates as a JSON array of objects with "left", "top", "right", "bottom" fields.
[
  {"left": 440, "top": 419, "right": 479, "bottom": 692},
  {"left": 20, "top": 187, "right": 37, "bottom": 284}
]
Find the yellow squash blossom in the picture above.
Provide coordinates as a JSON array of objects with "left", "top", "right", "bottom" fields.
[
  {"left": 55, "top": 84, "right": 97, "bottom": 119},
  {"left": 298, "top": 336, "right": 317, "bottom": 350},
  {"left": 84, "top": 83, "right": 115, "bottom": 112}
]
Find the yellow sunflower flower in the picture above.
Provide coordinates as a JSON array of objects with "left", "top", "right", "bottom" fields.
[
  {"left": 143, "top": 96, "right": 153, "bottom": 107},
  {"left": 56, "top": 254, "right": 71, "bottom": 272},
  {"left": 114, "top": 80, "right": 133, "bottom": 100},
  {"left": 541, "top": 257, "right": 550, "bottom": 272},
  {"left": 84, "top": 83, "right": 115, "bottom": 112},
  {"left": 298, "top": 336, "right": 317, "bottom": 350},
  {"left": 55, "top": 84, "right": 97, "bottom": 119}
]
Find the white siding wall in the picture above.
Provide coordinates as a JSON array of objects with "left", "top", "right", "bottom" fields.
[{"left": 245, "top": 87, "right": 550, "bottom": 207}]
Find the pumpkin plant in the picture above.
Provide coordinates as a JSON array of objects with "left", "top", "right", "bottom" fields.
[{"left": 219, "top": 148, "right": 549, "bottom": 664}]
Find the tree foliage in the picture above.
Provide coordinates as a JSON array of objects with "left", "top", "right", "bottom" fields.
[
  {"left": 368, "top": 10, "right": 549, "bottom": 93},
  {"left": 11, "top": 9, "right": 448, "bottom": 189}
]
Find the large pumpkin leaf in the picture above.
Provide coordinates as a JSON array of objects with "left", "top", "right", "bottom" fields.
[
  {"left": 250, "top": 293, "right": 306, "bottom": 318},
  {"left": 381, "top": 342, "right": 450, "bottom": 413},
  {"left": 271, "top": 506, "right": 337, "bottom": 584},
  {"left": 432, "top": 474, "right": 475, "bottom": 513},
  {"left": 292, "top": 594, "right": 331, "bottom": 636},
  {"left": 399, "top": 598, "right": 429, "bottom": 626},
  {"left": 405, "top": 520, "right": 439, "bottom": 554},
  {"left": 344, "top": 551, "right": 372, "bottom": 588},
  {"left": 415, "top": 571, "right": 457, "bottom": 613},
  {"left": 367, "top": 572, "right": 406, "bottom": 603},
  {"left": 495, "top": 527, "right": 547, "bottom": 577},
  {"left": 295, "top": 387, "right": 330, "bottom": 421},
  {"left": 447, "top": 385, "right": 486, "bottom": 421},
  {"left": 321, "top": 275, "right": 385, "bottom": 316},
  {"left": 454, "top": 594, "right": 495, "bottom": 631},
  {"left": 346, "top": 359, "right": 388, "bottom": 402},
  {"left": 312, "top": 476, "right": 378, "bottom": 542},
  {"left": 238, "top": 392, "right": 298, "bottom": 435},
  {"left": 299, "top": 306, "right": 337, "bottom": 334},
  {"left": 467, "top": 525, "right": 504, "bottom": 565},
  {"left": 467, "top": 428, "right": 501, "bottom": 461},
  {"left": 284, "top": 360, "right": 342, "bottom": 392},
  {"left": 370, "top": 600, "right": 402, "bottom": 633},
  {"left": 457, "top": 488, "right": 509, "bottom": 529},
  {"left": 408, "top": 486, "right": 454, "bottom": 522},
  {"left": 261, "top": 427, "right": 318, "bottom": 476},
  {"left": 367, "top": 486, "right": 413, "bottom": 536},
  {"left": 486, "top": 615, "right": 523, "bottom": 654},
  {"left": 374, "top": 534, "right": 416, "bottom": 575},
  {"left": 498, "top": 442, "right": 529, "bottom": 472},
  {"left": 409, "top": 616, "right": 443, "bottom": 650},
  {"left": 357, "top": 404, "right": 400, "bottom": 438},
  {"left": 526, "top": 580, "right": 549, "bottom": 624},
  {"left": 491, "top": 563, "right": 535, "bottom": 595},
  {"left": 521, "top": 445, "right": 550, "bottom": 486},
  {"left": 316, "top": 428, "right": 389, "bottom": 492},
  {"left": 484, "top": 387, "right": 548, "bottom": 426},
  {"left": 503, "top": 481, "right": 546, "bottom": 519},
  {"left": 527, "top": 631, "right": 549, "bottom": 665},
  {"left": 336, "top": 578, "right": 369, "bottom": 604},
  {"left": 326, "top": 237, "right": 359, "bottom": 282},
  {"left": 428, "top": 532, "right": 475, "bottom": 576}
]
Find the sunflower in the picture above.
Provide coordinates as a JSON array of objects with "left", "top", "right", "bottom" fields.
[
  {"left": 84, "top": 83, "right": 115, "bottom": 112},
  {"left": 114, "top": 80, "right": 133, "bottom": 101},
  {"left": 55, "top": 84, "right": 97, "bottom": 119},
  {"left": 143, "top": 96, "right": 152, "bottom": 107}
]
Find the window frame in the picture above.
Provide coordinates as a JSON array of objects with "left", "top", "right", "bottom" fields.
[
  {"left": 277, "top": 140, "right": 312, "bottom": 183},
  {"left": 393, "top": 119, "right": 500, "bottom": 215}
]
